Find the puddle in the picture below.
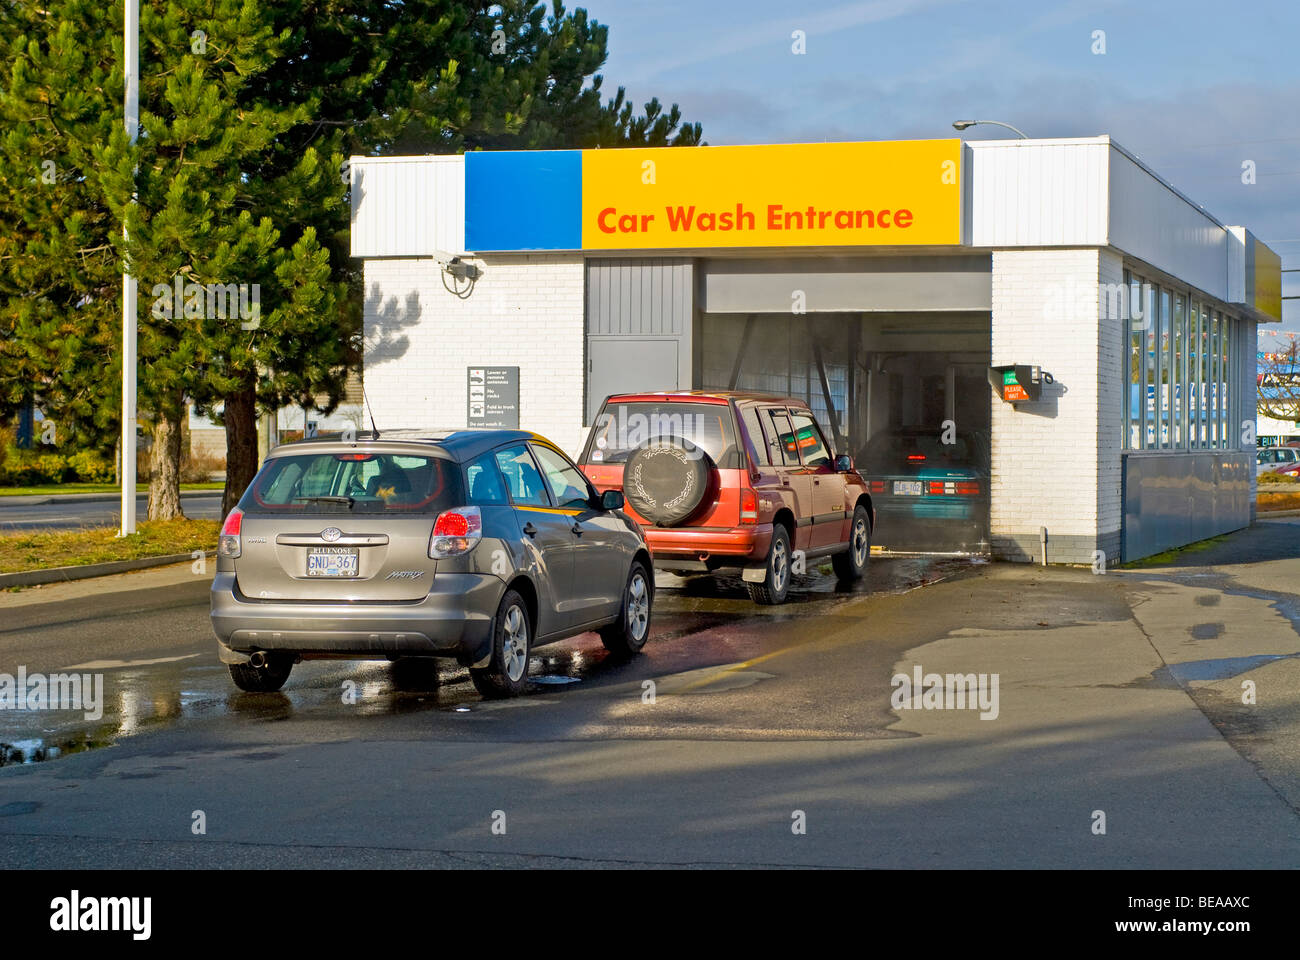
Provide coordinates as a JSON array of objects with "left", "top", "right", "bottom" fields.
[{"left": 1161, "top": 654, "right": 1298, "bottom": 683}]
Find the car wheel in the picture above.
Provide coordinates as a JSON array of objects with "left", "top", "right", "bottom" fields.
[
  {"left": 746, "top": 524, "right": 792, "bottom": 605},
  {"left": 832, "top": 504, "right": 871, "bottom": 582},
  {"left": 391, "top": 657, "right": 439, "bottom": 692},
  {"left": 228, "top": 655, "right": 293, "bottom": 693},
  {"left": 470, "top": 589, "right": 532, "bottom": 699},
  {"left": 599, "top": 560, "right": 653, "bottom": 658}
]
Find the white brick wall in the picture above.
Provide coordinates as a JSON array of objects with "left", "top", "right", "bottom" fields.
[
  {"left": 362, "top": 254, "right": 587, "bottom": 457},
  {"left": 990, "top": 248, "right": 1117, "bottom": 560}
]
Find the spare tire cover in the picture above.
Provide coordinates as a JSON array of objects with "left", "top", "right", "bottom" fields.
[{"left": 623, "top": 438, "right": 712, "bottom": 526}]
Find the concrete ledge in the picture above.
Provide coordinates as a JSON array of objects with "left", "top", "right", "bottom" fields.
[{"left": 0, "top": 551, "right": 215, "bottom": 589}]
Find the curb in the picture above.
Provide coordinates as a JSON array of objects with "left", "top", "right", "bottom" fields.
[
  {"left": 0, "top": 550, "right": 215, "bottom": 589},
  {"left": 1258, "top": 508, "right": 1300, "bottom": 518},
  {"left": 0, "top": 489, "right": 221, "bottom": 507}
]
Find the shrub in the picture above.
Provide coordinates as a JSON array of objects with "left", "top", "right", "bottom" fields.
[
  {"left": 1258, "top": 471, "right": 1299, "bottom": 485},
  {"left": 67, "top": 449, "right": 116, "bottom": 483}
]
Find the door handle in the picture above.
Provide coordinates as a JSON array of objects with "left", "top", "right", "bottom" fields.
[
  {"left": 571, "top": 522, "right": 583, "bottom": 535},
  {"left": 522, "top": 522, "right": 537, "bottom": 537}
]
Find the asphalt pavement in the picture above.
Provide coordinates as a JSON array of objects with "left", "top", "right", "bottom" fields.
[
  {"left": 0, "top": 492, "right": 223, "bottom": 531},
  {"left": 1, "top": 527, "right": 1298, "bottom": 868}
]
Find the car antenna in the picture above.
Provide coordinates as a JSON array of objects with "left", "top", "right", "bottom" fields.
[{"left": 361, "top": 384, "right": 379, "bottom": 438}]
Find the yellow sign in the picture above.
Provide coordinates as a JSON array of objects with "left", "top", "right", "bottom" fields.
[{"left": 581, "top": 140, "right": 961, "bottom": 250}]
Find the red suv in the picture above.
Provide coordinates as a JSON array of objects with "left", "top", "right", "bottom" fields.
[{"left": 579, "top": 391, "right": 873, "bottom": 604}]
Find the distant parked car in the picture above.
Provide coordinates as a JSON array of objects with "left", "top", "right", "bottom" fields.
[
  {"left": 855, "top": 426, "right": 989, "bottom": 552},
  {"left": 211, "top": 430, "right": 652, "bottom": 698},
  {"left": 1256, "top": 447, "right": 1299, "bottom": 476},
  {"left": 579, "top": 391, "right": 872, "bottom": 605}
]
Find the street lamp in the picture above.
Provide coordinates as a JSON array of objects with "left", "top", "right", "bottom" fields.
[
  {"left": 119, "top": 0, "right": 139, "bottom": 536},
  {"left": 952, "top": 120, "right": 1030, "bottom": 139}
]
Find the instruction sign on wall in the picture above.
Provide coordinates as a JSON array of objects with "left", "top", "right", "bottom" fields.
[{"left": 467, "top": 366, "right": 520, "bottom": 429}]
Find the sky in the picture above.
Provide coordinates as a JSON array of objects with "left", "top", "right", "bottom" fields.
[{"left": 577, "top": 0, "right": 1300, "bottom": 331}]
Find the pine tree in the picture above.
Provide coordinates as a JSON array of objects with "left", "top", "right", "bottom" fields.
[{"left": 0, "top": 1, "right": 122, "bottom": 454}]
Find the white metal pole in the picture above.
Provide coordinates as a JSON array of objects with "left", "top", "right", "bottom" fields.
[{"left": 119, "top": 0, "right": 139, "bottom": 536}]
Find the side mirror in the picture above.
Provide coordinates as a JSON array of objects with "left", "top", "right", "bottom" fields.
[
  {"left": 834, "top": 454, "right": 854, "bottom": 472},
  {"left": 601, "top": 489, "right": 625, "bottom": 511}
]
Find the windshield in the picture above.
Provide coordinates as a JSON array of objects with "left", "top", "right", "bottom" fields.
[
  {"left": 241, "top": 451, "right": 462, "bottom": 515},
  {"left": 584, "top": 401, "right": 740, "bottom": 468}
]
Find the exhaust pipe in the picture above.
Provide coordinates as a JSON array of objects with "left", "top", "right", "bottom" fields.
[{"left": 249, "top": 652, "right": 268, "bottom": 668}]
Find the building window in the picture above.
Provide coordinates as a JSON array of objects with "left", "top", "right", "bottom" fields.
[
  {"left": 1125, "top": 270, "right": 1140, "bottom": 450},
  {"left": 1122, "top": 275, "right": 1239, "bottom": 454},
  {"left": 1173, "top": 295, "right": 1186, "bottom": 447}
]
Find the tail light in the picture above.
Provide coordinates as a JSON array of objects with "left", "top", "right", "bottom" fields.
[
  {"left": 927, "top": 481, "right": 981, "bottom": 496},
  {"left": 218, "top": 507, "right": 243, "bottom": 559},
  {"left": 429, "top": 506, "right": 482, "bottom": 558},
  {"left": 739, "top": 487, "right": 758, "bottom": 524},
  {"left": 869, "top": 480, "right": 885, "bottom": 493}
]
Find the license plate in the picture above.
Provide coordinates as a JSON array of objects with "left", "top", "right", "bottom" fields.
[
  {"left": 306, "top": 547, "right": 359, "bottom": 578},
  {"left": 893, "top": 481, "right": 923, "bottom": 496}
]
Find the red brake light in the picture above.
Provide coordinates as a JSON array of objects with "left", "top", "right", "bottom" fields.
[
  {"left": 429, "top": 506, "right": 483, "bottom": 558},
  {"left": 219, "top": 507, "right": 243, "bottom": 558},
  {"left": 955, "top": 482, "right": 980, "bottom": 495},
  {"left": 739, "top": 487, "right": 758, "bottom": 524},
  {"left": 334, "top": 454, "right": 374, "bottom": 461},
  {"left": 869, "top": 481, "right": 885, "bottom": 493},
  {"left": 221, "top": 508, "right": 242, "bottom": 536},
  {"left": 433, "top": 510, "right": 478, "bottom": 537},
  {"left": 907, "top": 454, "right": 926, "bottom": 461}
]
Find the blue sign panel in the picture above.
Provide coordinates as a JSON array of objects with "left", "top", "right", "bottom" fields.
[{"left": 464, "top": 150, "right": 582, "bottom": 251}]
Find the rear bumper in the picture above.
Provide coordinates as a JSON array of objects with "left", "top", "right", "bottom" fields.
[
  {"left": 209, "top": 571, "right": 501, "bottom": 665},
  {"left": 643, "top": 524, "right": 773, "bottom": 569}
]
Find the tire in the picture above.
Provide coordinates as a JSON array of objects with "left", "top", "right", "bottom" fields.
[
  {"left": 623, "top": 438, "right": 712, "bottom": 526},
  {"left": 228, "top": 655, "right": 293, "bottom": 693},
  {"left": 832, "top": 504, "right": 871, "bottom": 582},
  {"left": 599, "top": 560, "right": 653, "bottom": 658},
  {"left": 470, "top": 589, "right": 532, "bottom": 699},
  {"left": 746, "top": 524, "right": 792, "bottom": 605},
  {"left": 391, "top": 657, "right": 439, "bottom": 692}
]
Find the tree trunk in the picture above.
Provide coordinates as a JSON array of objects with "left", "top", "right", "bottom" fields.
[
  {"left": 147, "top": 401, "right": 185, "bottom": 521},
  {"left": 223, "top": 380, "right": 259, "bottom": 516}
]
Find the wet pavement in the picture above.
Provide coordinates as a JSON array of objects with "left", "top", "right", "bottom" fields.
[
  {"left": 0, "top": 553, "right": 976, "bottom": 766},
  {"left": 2, "top": 529, "right": 1299, "bottom": 868}
]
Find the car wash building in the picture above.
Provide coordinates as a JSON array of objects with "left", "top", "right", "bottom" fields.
[{"left": 349, "top": 136, "right": 1282, "bottom": 563}]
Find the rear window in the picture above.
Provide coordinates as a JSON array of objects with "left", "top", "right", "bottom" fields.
[
  {"left": 861, "top": 433, "right": 981, "bottom": 473},
  {"left": 241, "top": 451, "right": 463, "bottom": 514},
  {"left": 583, "top": 401, "right": 741, "bottom": 469}
]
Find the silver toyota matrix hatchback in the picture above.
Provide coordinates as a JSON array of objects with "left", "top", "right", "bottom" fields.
[{"left": 210, "top": 430, "right": 653, "bottom": 698}]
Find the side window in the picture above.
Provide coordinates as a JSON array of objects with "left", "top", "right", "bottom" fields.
[
  {"left": 492, "top": 444, "right": 551, "bottom": 506},
  {"left": 531, "top": 444, "right": 593, "bottom": 509},
  {"left": 739, "top": 406, "right": 771, "bottom": 467},
  {"left": 789, "top": 411, "right": 832, "bottom": 467},
  {"left": 465, "top": 453, "right": 508, "bottom": 505},
  {"left": 765, "top": 409, "right": 800, "bottom": 466}
]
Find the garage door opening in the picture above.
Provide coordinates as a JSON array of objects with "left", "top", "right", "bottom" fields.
[{"left": 701, "top": 312, "right": 991, "bottom": 555}]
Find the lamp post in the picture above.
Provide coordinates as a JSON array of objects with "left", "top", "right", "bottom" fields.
[
  {"left": 119, "top": 0, "right": 138, "bottom": 536},
  {"left": 952, "top": 119, "right": 1030, "bottom": 139}
]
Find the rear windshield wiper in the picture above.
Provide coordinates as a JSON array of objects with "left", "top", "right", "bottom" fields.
[{"left": 293, "top": 495, "right": 355, "bottom": 507}]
